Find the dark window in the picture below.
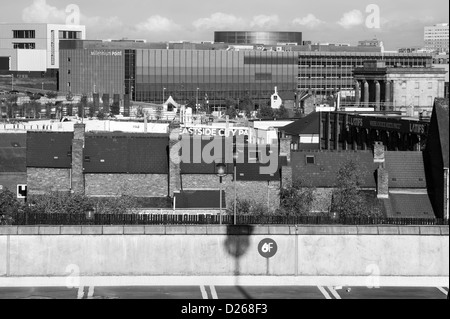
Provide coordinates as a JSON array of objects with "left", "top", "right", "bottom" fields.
[
  {"left": 306, "top": 155, "right": 315, "bottom": 164},
  {"left": 59, "top": 31, "right": 81, "bottom": 39},
  {"left": 13, "top": 30, "right": 35, "bottom": 39},
  {"left": 13, "top": 43, "right": 35, "bottom": 49}
]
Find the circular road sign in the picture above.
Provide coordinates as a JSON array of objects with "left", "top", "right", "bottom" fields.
[{"left": 258, "top": 238, "right": 278, "bottom": 259}]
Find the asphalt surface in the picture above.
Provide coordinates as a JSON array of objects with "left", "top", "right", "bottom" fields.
[{"left": 0, "top": 286, "right": 447, "bottom": 299}]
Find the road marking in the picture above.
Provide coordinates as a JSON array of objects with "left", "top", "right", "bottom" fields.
[
  {"left": 328, "top": 287, "right": 342, "bottom": 299},
  {"left": 200, "top": 285, "right": 208, "bottom": 299},
  {"left": 318, "top": 286, "right": 332, "bottom": 299},
  {"left": 210, "top": 286, "right": 218, "bottom": 299},
  {"left": 437, "top": 287, "right": 448, "bottom": 296},
  {"left": 87, "top": 286, "right": 95, "bottom": 299},
  {"left": 77, "top": 286, "right": 85, "bottom": 299}
]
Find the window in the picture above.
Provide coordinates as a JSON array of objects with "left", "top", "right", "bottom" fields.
[
  {"left": 306, "top": 155, "right": 315, "bottom": 164},
  {"left": 415, "top": 82, "right": 420, "bottom": 89},
  {"left": 414, "top": 96, "right": 420, "bottom": 106},
  {"left": 428, "top": 82, "right": 433, "bottom": 89},
  {"left": 13, "top": 43, "right": 35, "bottom": 49},
  {"left": 401, "top": 82, "right": 407, "bottom": 89},
  {"left": 68, "top": 70, "right": 71, "bottom": 74},
  {"left": 58, "top": 31, "right": 82, "bottom": 39},
  {"left": 13, "top": 30, "right": 35, "bottom": 39},
  {"left": 67, "top": 82, "right": 71, "bottom": 87},
  {"left": 428, "top": 96, "right": 433, "bottom": 106},
  {"left": 68, "top": 57, "right": 71, "bottom": 62}
]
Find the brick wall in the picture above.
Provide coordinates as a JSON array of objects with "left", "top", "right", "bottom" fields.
[
  {"left": 85, "top": 174, "right": 168, "bottom": 197},
  {"left": 181, "top": 174, "right": 280, "bottom": 212},
  {"left": 27, "top": 168, "right": 71, "bottom": 195}
]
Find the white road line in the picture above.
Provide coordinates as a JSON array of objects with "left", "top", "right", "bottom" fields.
[
  {"left": 210, "top": 286, "right": 218, "bottom": 299},
  {"left": 77, "top": 286, "right": 85, "bottom": 299},
  {"left": 318, "top": 286, "right": 332, "bottom": 299},
  {"left": 87, "top": 286, "right": 95, "bottom": 299},
  {"left": 437, "top": 287, "right": 448, "bottom": 296},
  {"left": 328, "top": 287, "right": 342, "bottom": 300},
  {"left": 200, "top": 285, "right": 208, "bottom": 299}
]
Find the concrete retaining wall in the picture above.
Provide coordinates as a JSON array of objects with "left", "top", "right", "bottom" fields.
[{"left": 0, "top": 226, "right": 448, "bottom": 278}]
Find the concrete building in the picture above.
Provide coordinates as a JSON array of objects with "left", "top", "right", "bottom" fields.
[
  {"left": 353, "top": 60, "right": 446, "bottom": 113},
  {"left": 0, "top": 23, "right": 86, "bottom": 74},
  {"left": 424, "top": 23, "right": 449, "bottom": 53}
]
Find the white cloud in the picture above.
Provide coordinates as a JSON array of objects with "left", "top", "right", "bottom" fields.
[
  {"left": 193, "top": 13, "right": 246, "bottom": 30},
  {"left": 136, "top": 15, "right": 181, "bottom": 33},
  {"left": 337, "top": 10, "right": 364, "bottom": 29},
  {"left": 292, "top": 14, "right": 324, "bottom": 29},
  {"left": 250, "top": 15, "right": 279, "bottom": 29},
  {"left": 22, "top": 0, "right": 66, "bottom": 23}
]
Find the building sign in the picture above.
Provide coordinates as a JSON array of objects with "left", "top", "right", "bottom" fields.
[
  {"left": 181, "top": 126, "right": 250, "bottom": 137},
  {"left": 348, "top": 116, "right": 428, "bottom": 134},
  {"left": 91, "top": 50, "right": 123, "bottom": 57}
]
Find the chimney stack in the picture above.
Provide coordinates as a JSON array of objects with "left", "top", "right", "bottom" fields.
[
  {"left": 72, "top": 123, "right": 85, "bottom": 194},
  {"left": 374, "top": 141, "right": 388, "bottom": 199}
]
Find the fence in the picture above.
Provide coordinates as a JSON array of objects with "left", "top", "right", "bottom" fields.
[{"left": 3, "top": 212, "right": 449, "bottom": 226}]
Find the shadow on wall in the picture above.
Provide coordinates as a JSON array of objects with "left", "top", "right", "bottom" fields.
[{"left": 224, "top": 225, "right": 254, "bottom": 300}]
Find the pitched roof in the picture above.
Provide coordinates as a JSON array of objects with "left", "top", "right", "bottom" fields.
[
  {"left": 282, "top": 112, "right": 320, "bottom": 136},
  {"left": 26, "top": 132, "right": 73, "bottom": 169},
  {"left": 291, "top": 151, "right": 378, "bottom": 188},
  {"left": 385, "top": 152, "right": 427, "bottom": 188},
  {"left": 84, "top": 133, "right": 169, "bottom": 174},
  {"left": 382, "top": 194, "right": 435, "bottom": 218},
  {"left": 0, "top": 133, "right": 26, "bottom": 172}
]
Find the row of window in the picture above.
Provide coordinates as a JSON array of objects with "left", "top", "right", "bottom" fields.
[
  {"left": 13, "top": 43, "right": 35, "bottom": 49},
  {"left": 12, "top": 30, "right": 35, "bottom": 39}
]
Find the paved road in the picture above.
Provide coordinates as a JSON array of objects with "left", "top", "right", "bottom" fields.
[{"left": 0, "top": 286, "right": 447, "bottom": 299}]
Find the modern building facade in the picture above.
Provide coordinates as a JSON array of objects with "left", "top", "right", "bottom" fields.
[
  {"left": 424, "top": 23, "right": 449, "bottom": 53},
  {"left": 59, "top": 40, "right": 298, "bottom": 106},
  {"left": 0, "top": 23, "right": 86, "bottom": 74},
  {"left": 214, "top": 31, "right": 302, "bottom": 45}
]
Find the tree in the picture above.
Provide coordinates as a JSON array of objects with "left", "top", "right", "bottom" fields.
[
  {"left": 274, "top": 105, "right": 289, "bottom": 119},
  {"left": 239, "top": 94, "right": 255, "bottom": 117},
  {"left": 258, "top": 104, "right": 274, "bottom": 119},
  {"left": 330, "top": 160, "right": 372, "bottom": 218},
  {"left": 185, "top": 97, "right": 196, "bottom": 110},
  {"left": 97, "top": 110, "right": 106, "bottom": 120},
  {"left": 224, "top": 105, "right": 239, "bottom": 119},
  {"left": 46, "top": 91, "right": 58, "bottom": 99},
  {"left": 278, "top": 179, "right": 315, "bottom": 216}
]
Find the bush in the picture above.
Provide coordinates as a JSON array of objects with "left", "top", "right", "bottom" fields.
[{"left": 0, "top": 188, "right": 23, "bottom": 224}]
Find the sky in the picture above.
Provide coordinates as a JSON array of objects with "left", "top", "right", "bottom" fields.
[{"left": 0, "top": 0, "right": 449, "bottom": 50}]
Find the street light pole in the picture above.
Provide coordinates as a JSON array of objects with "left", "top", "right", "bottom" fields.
[
  {"left": 163, "top": 88, "right": 166, "bottom": 104},
  {"left": 196, "top": 88, "right": 199, "bottom": 111},
  {"left": 216, "top": 163, "right": 227, "bottom": 225}
]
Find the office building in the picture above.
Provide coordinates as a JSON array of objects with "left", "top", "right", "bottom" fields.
[
  {"left": 424, "top": 23, "right": 449, "bottom": 53},
  {"left": 0, "top": 23, "right": 86, "bottom": 75}
]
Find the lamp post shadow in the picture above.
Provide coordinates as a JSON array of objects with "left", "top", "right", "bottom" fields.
[{"left": 224, "top": 225, "right": 254, "bottom": 300}]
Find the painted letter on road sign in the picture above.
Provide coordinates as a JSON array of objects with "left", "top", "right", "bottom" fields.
[{"left": 258, "top": 238, "right": 278, "bottom": 258}]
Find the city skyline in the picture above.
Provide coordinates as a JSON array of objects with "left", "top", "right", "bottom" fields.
[{"left": 0, "top": 0, "right": 448, "bottom": 50}]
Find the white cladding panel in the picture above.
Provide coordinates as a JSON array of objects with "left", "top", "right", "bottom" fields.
[{"left": 16, "top": 50, "right": 47, "bottom": 71}]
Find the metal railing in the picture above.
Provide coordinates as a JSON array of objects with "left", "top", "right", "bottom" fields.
[{"left": 3, "top": 212, "right": 448, "bottom": 226}]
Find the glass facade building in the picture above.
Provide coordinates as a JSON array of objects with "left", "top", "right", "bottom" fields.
[
  {"left": 134, "top": 49, "right": 297, "bottom": 104},
  {"left": 214, "top": 31, "right": 303, "bottom": 45}
]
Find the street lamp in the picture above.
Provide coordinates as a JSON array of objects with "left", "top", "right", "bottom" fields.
[
  {"left": 216, "top": 163, "right": 227, "bottom": 225},
  {"left": 233, "top": 150, "right": 239, "bottom": 225},
  {"left": 196, "top": 88, "right": 200, "bottom": 111}
]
